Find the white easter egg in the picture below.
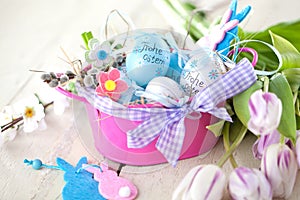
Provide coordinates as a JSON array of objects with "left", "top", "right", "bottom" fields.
[
  {"left": 134, "top": 76, "right": 188, "bottom": 107},
  {"left": 180, "top": 49, "right": 226, "bottom": 96},
  {"left": 146, "top": 76, "right": 185, "bottom": 100}
]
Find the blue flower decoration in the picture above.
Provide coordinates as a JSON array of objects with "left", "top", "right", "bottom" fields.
[
  {"left": 190, "top": 60, "right": 198, "bottom": 68},
  {"left": 208, "top": 69, "right": 219, "bottom": 80},
  {"left": 85, "top": 39, "right": 112, "bottom": 69},
  {"left": 155, "top": 67, "right": 163, "bottom": 76}
]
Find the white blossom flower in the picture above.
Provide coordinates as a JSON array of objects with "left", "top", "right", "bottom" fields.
[
  {"left": 0, "top": 106, "right": 17, "bottom": 145},
  {"left": 13, "top": 95, "right": 46, "bottom": 133},
  {"left": 53, "top": 90, "right": 70, "bottom": 115}
]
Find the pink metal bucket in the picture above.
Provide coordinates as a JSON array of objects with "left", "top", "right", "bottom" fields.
[{"left": 57, "top": 87, "right": 219, "bottom": 166}]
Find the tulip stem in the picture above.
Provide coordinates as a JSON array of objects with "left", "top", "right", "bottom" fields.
[
  {"left": 293, "top": 90, "right": 298, "bottom": 105},
  {"left": 217, "top": 122, "right": 248, "bottom": 167},
  {"left": 263, "top": 76, "right": 269, "bottom": 92},
  {"left": 280, "top": 135, "right": 285, "bottom": 144},
  {"left": 222, "top": 122, "right": 238, "bottom": 168}
]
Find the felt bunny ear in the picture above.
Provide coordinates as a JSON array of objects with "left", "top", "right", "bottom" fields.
[
  {"left": 82, "top": 164, "right": 101, "bottom": 174},
  {"left": 216, "top": 0, "right": 251, "bottom": 54},
  {"left": 232, "top": 3, "right": 251, "bottom": 23},
  {"left": 56, "top": 157, "right": 74, "bottom": 172},
  {"left": 100, "top": 163, "right": 109, "bottom": 171},
  {"left": 220, "top": 8, "right": 232, "bottom": 25},
  {"left": 222, "top": 19, "right": 239, "bottom": 33},
  {"left": 75, "top": 157, "right": 88, "bottom": 169}
]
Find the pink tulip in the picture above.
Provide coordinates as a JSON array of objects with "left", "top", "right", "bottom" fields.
[
  {"left": 248, "top": 90, "right": 282, "bottom": 136},
  {"left": 252, "top": 130, "right": 280, "bottom": 159},
  {"left": 172, "top": 164, "right": 226, "bottom": 200},
  {"left": 261, "top": 144, "right": 298, "bottom": 198},
  {"left": 229, "top": 167, "right": 272, "bottom": 200},
  {"left": 296, "top": 131, "right": 300, "bottom": 168}
]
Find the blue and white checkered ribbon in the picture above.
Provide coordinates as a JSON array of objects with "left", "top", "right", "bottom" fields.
[{"left": 77, "top": 58, "right": 256, "bottom": 166}]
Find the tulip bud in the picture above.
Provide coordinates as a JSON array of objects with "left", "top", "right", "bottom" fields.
[
  {"left": 296, "top": 132, "right": 300, "bottom": 168},
  {"left": 229, "top": 167, "right": 272, "bottom": 200},
  {"left": 172, "top": 164, "right": 226, "bottom": 200},
  {"left": 252, "top": 130, "right": 280, "bottom": 159},
  {"left": 248, "top": 90, "right": 282, "bottom": 136},
  {"left": 261, "top": 144, "right": 298, "bottom": 198}
]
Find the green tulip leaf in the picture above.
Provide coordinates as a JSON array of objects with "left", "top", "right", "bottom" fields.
[
  {"left": 228, "top": 115, "right": 247, "bottom": 143},
  {"left": 237, "top": 20, "right": 300, "bottom": 72},
  {"left": 282, "top": 68, "right": 300, "bottom": 92},
  {"left": 270, "top": 31, "right": 300, "bottom": 70},
  {"left": 233, "top": 81, "right": 263, "bottom": 128},
  {"left": 206, "top": 120, "right": 225, "bottom": 137},
  {"left": 296, "top": 114, "right": 300, "bottom": 130},
  {"left": 240, "top": 20, "right": 300, "bottom": 51},
  {"left": 269, "top": 74, "right": 296, "bottom": 142},
  {"left": 296, "top": 97, "right": 300, "bottom": 116}
]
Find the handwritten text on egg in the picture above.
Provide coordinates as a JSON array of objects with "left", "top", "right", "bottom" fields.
[{"left": 137, "top": 43, "right": 167, "bottom": 65}]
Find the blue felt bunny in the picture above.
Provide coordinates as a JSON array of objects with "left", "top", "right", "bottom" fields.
[
  {"left": 197, "top": 0, "right": 251, "bottom": 55},
  {"left": 216, "top": 0, "right": 251, "bottom": 54},
  {"left": 56, "top": 157, "right": 106, "bottom": 200}
]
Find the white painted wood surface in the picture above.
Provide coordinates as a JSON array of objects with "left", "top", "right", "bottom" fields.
[{"left": 0, "top": 0, "right": 299, "bottom": 199}]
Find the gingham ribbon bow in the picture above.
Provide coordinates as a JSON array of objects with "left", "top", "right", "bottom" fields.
[{"left": 77, "top": 58, "right": 256, "bottom": 166}]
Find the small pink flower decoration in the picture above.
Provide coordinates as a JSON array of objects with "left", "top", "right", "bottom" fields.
[{"left": 96, "top": 68, "right": 128, "bottom": 101}]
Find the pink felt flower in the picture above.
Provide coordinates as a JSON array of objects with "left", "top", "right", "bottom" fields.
[
  {"left": 248, "top": 90, "right": 282, "bottom": 136},
  {"left": 96, "top": 68, "right": 128, "bottom": 101}
]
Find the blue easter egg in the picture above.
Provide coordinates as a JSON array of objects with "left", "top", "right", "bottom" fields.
[
  {"left": 126, "top": 33, "right": 170, "bottom": 87},
  {"left": 166, "top": 52, "right": 185, "bottom": 83}
]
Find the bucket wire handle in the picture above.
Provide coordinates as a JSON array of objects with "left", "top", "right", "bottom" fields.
[
  {"left": 101, "top": 9, "right": 135, "bottom": 46},
  {"left": 183, "top": 8, "right": 206, "bottom": 49}
]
